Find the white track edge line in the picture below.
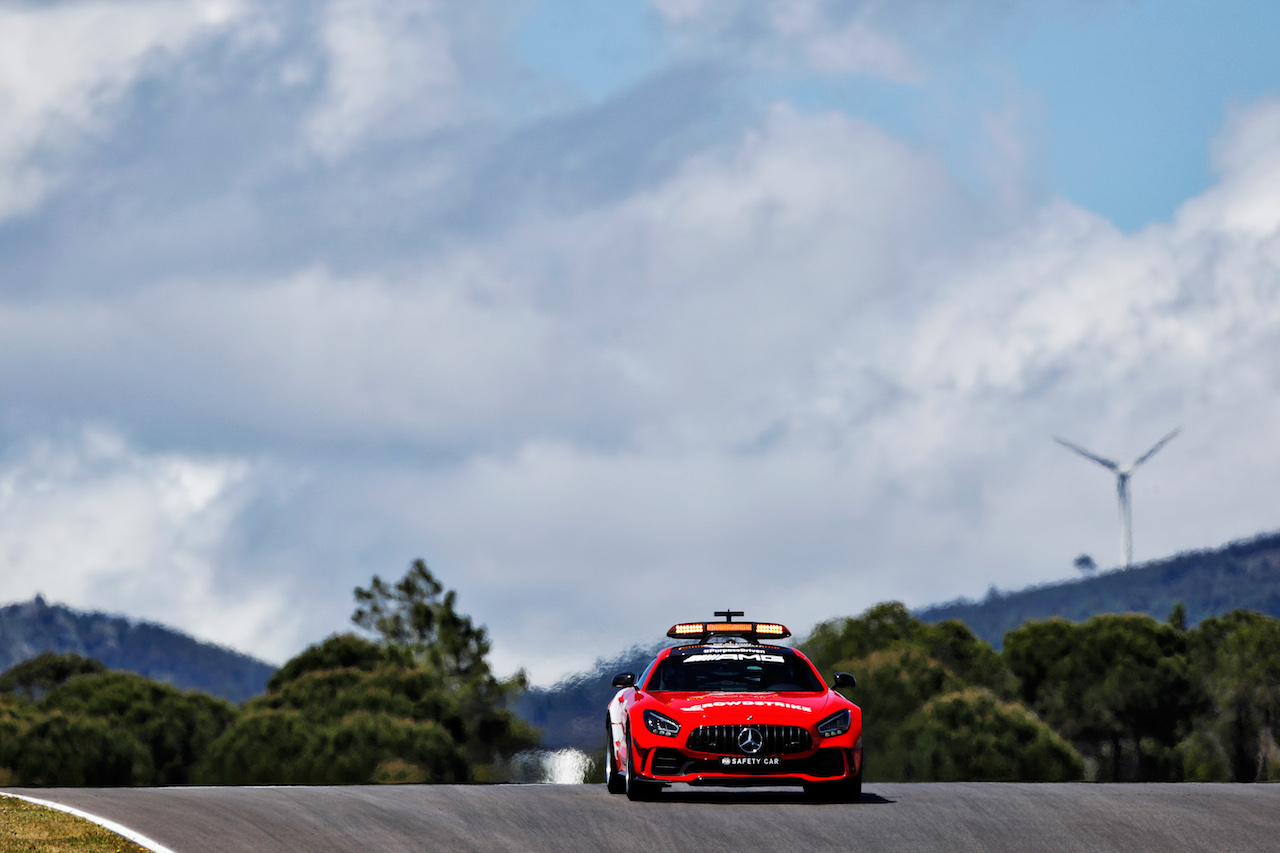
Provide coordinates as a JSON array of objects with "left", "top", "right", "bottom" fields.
[{"left": 2, "top": 792, "right": 178, "bottom": 853}]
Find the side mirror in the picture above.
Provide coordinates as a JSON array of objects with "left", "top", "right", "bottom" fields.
[
  {"left": 612, "top": 672, "right": 636, "bottom": 688},
  {"left": 833, "top": 671, "right": 856, "bottom": 689}
]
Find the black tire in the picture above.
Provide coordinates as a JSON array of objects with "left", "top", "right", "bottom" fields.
[
  {"left": 804, "top": 755, "right": 862, "bottom": 803},
  {"left": 605, "top": 717, "right": 626, "bottom": 794},
  {"left": 803, "top": 777, "right": 860, "bottom": 803},
  {"left": 624, "top": 728, "right": 658, "bottom": 801},
  {"left": 846, "top": 772, "right": 863, "bottom": 802}
]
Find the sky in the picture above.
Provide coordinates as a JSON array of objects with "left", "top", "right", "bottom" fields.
[{"left": 3, "top": 0, "right": 1280, "bottom": 685}]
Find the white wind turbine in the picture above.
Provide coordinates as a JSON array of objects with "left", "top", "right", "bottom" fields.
[{"left": 1054, "top": 428, "right": 1181, "bottom": 569}]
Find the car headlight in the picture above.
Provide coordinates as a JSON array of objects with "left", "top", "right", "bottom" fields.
[
  {"left": 816, "top": 709, "right": 851, "bottom": 738},
  {"left": 643, "top": 709, "right": 681, "bottom": 737}
]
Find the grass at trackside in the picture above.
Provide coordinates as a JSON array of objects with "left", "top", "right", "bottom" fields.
[{"left": 0, "top": 795, "right": 152, "bottom": 853}]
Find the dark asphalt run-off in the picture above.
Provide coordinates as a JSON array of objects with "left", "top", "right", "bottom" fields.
[{"left": 5, "top": 783, "right": 1279, "bottom": 853}]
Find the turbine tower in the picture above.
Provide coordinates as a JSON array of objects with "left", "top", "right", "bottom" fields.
[{"left": 1054, "top": 428, "right": 1181, "bottom": 569}]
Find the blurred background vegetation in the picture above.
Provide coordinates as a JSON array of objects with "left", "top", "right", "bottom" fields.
[
  {"left": 2, "top": 538, "right": 1280, "bottom": 786},
  {"left": 801, "top": 601, "right": 1280, "bottom": 782},
  {"left": 0, "top": 561, "right": 536, "bottom": 787}
]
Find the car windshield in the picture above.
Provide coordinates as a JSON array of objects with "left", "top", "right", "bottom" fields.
[{"left": 646, "top": 650, "right": 823, "bottom": 692}]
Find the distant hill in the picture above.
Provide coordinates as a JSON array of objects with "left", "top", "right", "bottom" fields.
[
  {"left": 513, "top": 641, "right": 667, "bottom": 751},
  {"left": 0, "top": 597, "right": 276, "bottom": 704},
  {"left": 917, "top": 530, "right": 1280, "bottom": 646}
]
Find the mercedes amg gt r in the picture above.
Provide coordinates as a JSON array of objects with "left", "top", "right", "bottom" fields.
[{"left": 604, "top": 612, "right": 862, "bottom": 801}]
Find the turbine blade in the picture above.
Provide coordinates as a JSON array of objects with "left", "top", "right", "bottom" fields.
[
  {"left": 1132, "top": 427, "right": 1182, "bottom": 469},
  {"left": 1054, "top": 437, "right": 1119, "bottom": 471}
]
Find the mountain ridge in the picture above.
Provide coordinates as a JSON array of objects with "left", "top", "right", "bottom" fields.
[
  {"left": 916, "top": 529, "right": 1280, "bottom": 645},
  {"left": 0, "top": 596, "right": 276, "bottom": 703}
]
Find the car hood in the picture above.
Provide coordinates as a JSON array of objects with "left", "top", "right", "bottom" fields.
[{"left": 648, "top": 691, "right": 838, "bottom": 724}]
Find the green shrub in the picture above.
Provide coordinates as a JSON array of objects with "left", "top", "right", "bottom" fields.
[{"left": 880, "top": 688, "right": 1085, "bottom": 782}]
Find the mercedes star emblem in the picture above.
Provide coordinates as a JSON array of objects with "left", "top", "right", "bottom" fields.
[{"left": 738, "top": 727, "right": 764, "bottom": 755}]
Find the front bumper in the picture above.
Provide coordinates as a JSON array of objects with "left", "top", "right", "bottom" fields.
[{"left": 636, "top": 745, "right": 861, "bottom": 785}]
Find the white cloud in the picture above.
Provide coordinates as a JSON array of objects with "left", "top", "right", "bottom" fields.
[
  {"left": 0, "top": 265, "right": 554, "bottom": 450},
  {"left": 0, "top": 106, "right": 968, "bottom": 455},
  {"left": 9, "top": 97, "right": 1280, "bottom": 682},
  {"left": 307, "top": 0, "right": 460, "bottom": 157},
  {"left": 7, "top": 93, "right": 1280, "bottom": 684},
  {"left": 648, "top": 0, "right": 922, "bottom": 82},
  {"left": 0, "top": 104, "right": 982, "bottom": 678},
  {"left": 887, "top": 106, "right": 1280, "bottom": 420},
  {"left": 3, "top": 0, "right": 1280, "bottom": 689},
  {"left": 403, "top": 99, "right": 1280, "bottom": 681},
  {"left": 1181, "top": 98, "right": 1280, "bottom": 239},
  {"left": 0, "top": 428, "right": 296, "bottom": 661},
  {"left": 481, "top": 104, "right": 980, "bottom": 449},
  {"left": 0, "top": 0, "right": 246, "bottom": 219}
]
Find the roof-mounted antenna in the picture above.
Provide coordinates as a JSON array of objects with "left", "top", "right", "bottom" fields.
[{"left": 714, "top": 610, "right": 745, "bottom": 622}]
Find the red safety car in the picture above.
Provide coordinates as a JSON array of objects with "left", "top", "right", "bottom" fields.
[{"left": 604, "top": 612, "right": 862, "bottom": 801}]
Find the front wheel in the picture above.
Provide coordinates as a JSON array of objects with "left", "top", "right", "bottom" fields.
[
  {"left": 624, "top": 728, "right": 658, "bottom": 801},
  {"left": 803, "top": 776, "right": 861, "bottom": 803},
  {"left": 804, "top": 755, "right": 862, "bottom": 803},
  {"left": 605, "top": 717, "right": 626, "bottom": 794}
]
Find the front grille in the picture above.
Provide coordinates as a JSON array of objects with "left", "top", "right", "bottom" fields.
[{"left": 686, "top": 724, "right": 812, "bottom": 756}]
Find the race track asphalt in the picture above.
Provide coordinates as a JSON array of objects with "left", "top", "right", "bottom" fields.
[{"left": 5, "top": 783, "right": 1279, "bottom": 853}]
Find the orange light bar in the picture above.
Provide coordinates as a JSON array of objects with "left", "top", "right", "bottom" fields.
[{"left": 666, "top": 621, "right": 792, "bottom": 640}]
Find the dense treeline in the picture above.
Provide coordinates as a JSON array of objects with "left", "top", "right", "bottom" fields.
[
  {"left": 0, "top": 653, "right": 236, "bottom": 786},
  {"left": 5, "top": 578, "right": 1277, "bottom": 785},
  {"left": 0, "top": 562, "right": 536, "bottom": 787},
  {"left": 801, "top": 603, "right": 1082, "bottom": 782},
  {"left": 802, "top": 602, "right": 1280, "bottom": 782}
]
